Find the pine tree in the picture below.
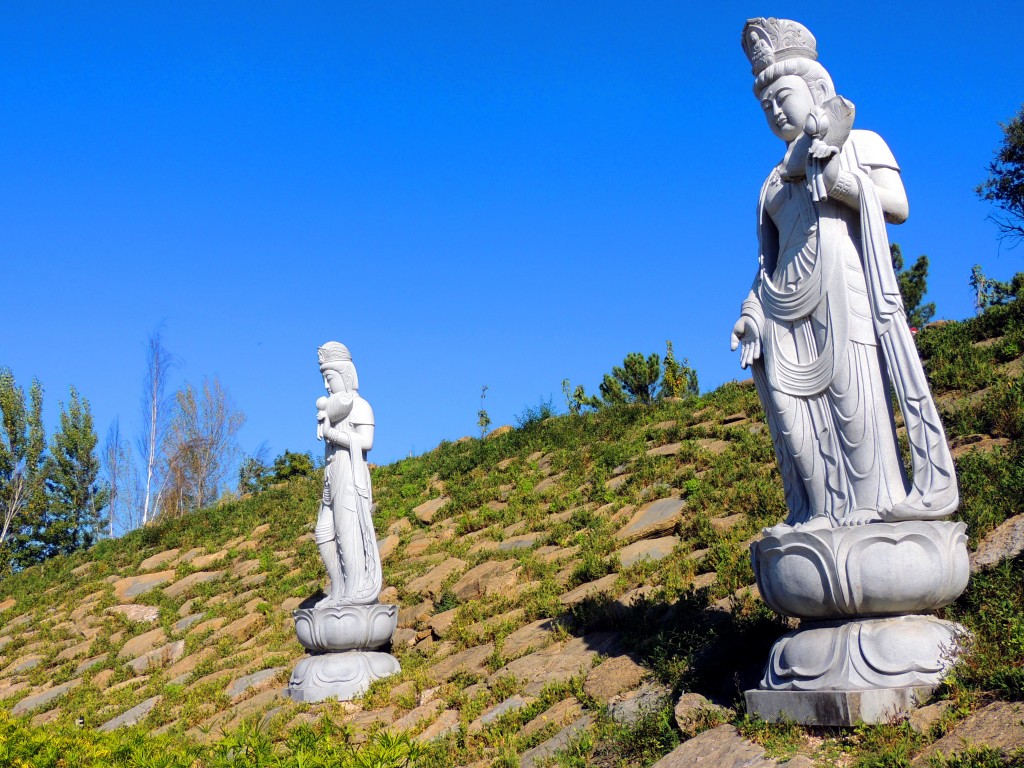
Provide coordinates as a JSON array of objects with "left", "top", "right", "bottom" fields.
[
  {"left": 977, "top": 103, "right": 1024, "bottom": 245},
  {"left": 890, "top": 243, "right": 935, "bottom": 328},
  {"left": 0, "top": 369, "right": 48, "bottom": 572},
  {"left": 44, "top": 388, "right": 107, "bottom": 558}
]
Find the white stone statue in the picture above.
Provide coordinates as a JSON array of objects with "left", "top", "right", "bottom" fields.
[
  {"left": 288, "top": 342, "right": 399, "bottom": 703},
  {"left": 730, "top": 17, "right": 958, "bottom": 529},
  {"left": 733, "top": 19, "right": 968, "bottom": 725},
  {"left": 314, "top": 342, "right": 381, "bottom": 606}
]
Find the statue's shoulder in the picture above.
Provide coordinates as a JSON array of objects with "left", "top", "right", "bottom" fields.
[
  {"left": 847, "top": 129, "right": 900, "bottom": 172},
  {"left": 350, "top": 396, "right": 375, "bottom": 426}
]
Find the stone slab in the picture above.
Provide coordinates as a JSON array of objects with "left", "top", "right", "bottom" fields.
[
  {"left": 162, "top": 570, "right": 225, "bottom": 600},
  {"left": 98, "top": 695, "right": 162, "bottom": 732},
  {"left": 413, "top": 497, "right": 448, "bottom": 524},
  {"left": 139, "top": 549, "right": 180, "bottom": 571},
  {"left": 613, "top": 497, "right": 685, "bottom": 543},
  {"left": 112, "top": 570, "right": 175, "bottom": 601},
  {"left": 11, "top": 679, "right": 81, "bottom": 715},
  {"left": 651, "top": 724, "right": 773, "bottom": 768},
  {"left": 912, "top": 701, "right": 1024, "bottom": 766},
  {"left": 617, "top": 536, "right": 679, "bottom": 568},
  {"left": 519, "top": 715, "right": 593, "bottom": 767},
  {"left": 745, "top": 685, "right": 935, "bottom": 726}
]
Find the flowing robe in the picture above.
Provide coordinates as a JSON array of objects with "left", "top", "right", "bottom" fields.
[
  {"left": 740, "top": 130, "right": 958, "bottom": 525},
  {"left": 320, "top": 396, "right": 382, "bottom": 603}
]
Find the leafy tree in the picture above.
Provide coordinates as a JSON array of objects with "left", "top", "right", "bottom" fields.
[
  {"left": 890, "top": 243, "right": 935, "bottom": 328},
  {"left": 661, "top": 340, "right": 700, "bottom": 399},
  {"left": 271, "top": 450, "right": 314, "bottom": 482},
  {"left": 160, "top": 377, "right": 245, "bottom": 517},
  {"left": 977, "top": 103, "right": 1024, "bottom": 245},
  {"left": 0, "top": 370, "right": 47, "bottom": 572},
  {"left": 477, "top": 385, "right": 491, "bottom": 438},
  {"left": 970, "top": 265, "right": 1024, "bottom": 312},
  {"left": 44, "top": 388, "right": 107, "bottom": 558}
]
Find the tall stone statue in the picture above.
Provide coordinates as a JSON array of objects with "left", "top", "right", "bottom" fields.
[
  {"left": 314, "top": 342, "right": 381, "bottom": 606},
  {"left": 288, "top": 342, "right": 400, "bottom": 702},
  {"left": 733, "top": 19, "right": 969, "bottom": 725}
]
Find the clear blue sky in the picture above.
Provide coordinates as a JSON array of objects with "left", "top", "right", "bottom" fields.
[{"left": 1, "top": 2, "right": 1020, "bottom": 471}]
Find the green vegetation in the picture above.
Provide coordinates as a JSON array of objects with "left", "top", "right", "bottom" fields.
[
  {"left": 977, "top": 102, "right": 1024, "bottom": 245},
  {"left": 2, "top": 295, "right": 1024, "bottom": 766}
]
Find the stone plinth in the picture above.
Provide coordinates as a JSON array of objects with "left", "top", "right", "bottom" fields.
[
  {"left": 745, "top": 686, "right": 935, "bottom": 727},
  {"left": 289, "top": 650, "right": 400, "bottom": 703}
]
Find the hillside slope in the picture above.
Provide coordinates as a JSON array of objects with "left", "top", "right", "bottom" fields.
[{"left": 3, "top": 300, "right": 1024, "bottom": 767}]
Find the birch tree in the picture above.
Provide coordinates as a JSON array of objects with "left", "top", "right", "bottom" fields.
[{"left": 138, "top": 333, "right": 172, "bottom": 525}]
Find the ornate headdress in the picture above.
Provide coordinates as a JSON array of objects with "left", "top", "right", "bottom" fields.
[
  {"left": 318, "top": 341, "right": 352, "bottom": 373},
  {"left": 741, "top": 18, "right": 817, "bottom": 76}
]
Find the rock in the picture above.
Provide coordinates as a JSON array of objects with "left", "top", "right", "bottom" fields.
[
  {"left": 499, "top": 533, "right": 544, "bottom": 551},
  {"left": 107, "top": 605, "right": 160, "bottom": 623},
  {"left": 118, "top": 628, "right": 167, "bottom": 660},
  {"left": 522, "top": 697, "right": 581, "bottom": 738},
  {"left": 495, "top": 632, "right": 620, "bottom": 694},
  {"left": 429, "top": 608, "right": 459, "bottom": 637},
  {"left": 429, "top": 644, "right": 494, "bottom": 682},
  {"left": 652, "top": 725, "right": 774, "bottom": 768},
  {"left": 912, "top": 701, "right": 1024, "bottom": 766},
  {"left": 377, "top": 534, "right": 401, "bottom": 560},
  {"left": 696, "top": 438, "right": 731, "bottom": 455},
  {"left": 560, "top": 573, "right": 619, "bottom": 606},
  {"left": 226, "top": 667, "right": 286, "bottom": 703},
  {"left": 710, "top": 513, "right": 745, "bottom": 532},
  {"left": 534, "top": 473, "right": 564, "bottom": 494},
  {"left": 191, "top": 550, "right": 227, "bottom": 569},
  {"left": 674, "top": 692, "right": 732, "bottom": 737},
  {"left": 173, "top": 614, "right": 204, "bottom": 632},
  {"left": 163, "top": 570, "right": 225, "bottom": 600},
  {"left": 71, "top": 563, "right": 94, "bottom": 577},
  {"left": 503, "top": 618, "right": 563, "bottom": 658},
  {"left": 56, "top": 639, "right": 93, "bottom": 661},
  {"left": 909, "top": 700, "right": 952, "bottom": 735},
  {"left": 614, "top": 497, "right": 686, "bottom": 543},
  {"left": 112, "top": 570, "right": 176, "bottom": 602},
  {"left": 213, "top": 614, "right": 263, "bottom": 642},
  {"left": 98, "top": 695, "right": 162, "bottom": 732},
  {"left": 406, "top": 558, "right": 466, "bottom": 599},
  {"left": 0, "top": 598, "right": 15, "bottom": 613},
  {"left": 75, "top": 655, "right": 106, "bottom": 675},
  {"left": 617, "top": 536, "right": 680, "bottom": 568},
  {"left": 971, "top": 513, "right": 1024, "bottom": 572},
  {"left": 139, "top": 549, "right": 180, "bottom": 571},
  {"left": 451, "top": 560, "right": 518, "bottom": 601},
  {"left": 413, "top": 497, "right": 448, "bottom": 524},
  {"left": 388, "top": 518, "right": 413, "bottom": 535},
  {"left": 129, "top": 640, "right": 185, "bottom": 673},
  {"left": 393, "top": 628, "right": 418, "bottom": 647},
  {"left": 691, "top": 572, "right": 718, "bottom": 589},
  {"left": 609, "top": 682, "right": 672, "bottom": 725},
  {"left": 584, "top": 655, "right": 647, "bottom": 700},
  {"left": 519, "top": 715, "right": 593, "bottom": 767},
  {"left": 389, "top": 699, "right": 443, "bottom": 733},
  {"left": 415, "top": 709, "right": 460, "bottom": 742},
  {"left": 231, "top": 559, "right": 261, "bottom": 577},
  {"left": 398, "top": 600, "right": 434, "bottom": 628},
  {"left": 11, "top": 679, "right": 81, "bottom": 715},
  {"left": 647, "top": 442, "right": 683, "bottom": 456},
  {"left": 405, "top": 536, "right": 434, "bottom": 557},
  {"left": 192, "top": 617, "right": 227, "bottom": 634},
  {"left": 469, "top": 694, "right": 535, "bottom": 733},
  {"left": 166, "top": 648, "right": 216, "bottom": 681}
]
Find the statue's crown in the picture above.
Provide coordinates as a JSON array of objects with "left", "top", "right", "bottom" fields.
[
  {"left": 741, "top": 18, "right": 817, "bottom": 76},
  {"left": 318, "top": 341, "right": 351, "bottom": 367}
]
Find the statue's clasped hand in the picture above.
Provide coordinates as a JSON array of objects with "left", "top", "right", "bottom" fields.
[{"left": 731, "top": 316, "right": 762, "bottom": 369}]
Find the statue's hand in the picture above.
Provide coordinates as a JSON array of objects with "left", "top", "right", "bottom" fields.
[
  {"left": 809, "top": 138, "right": 839, "bottom": 160},
  {"left": 730, "top": 317, "right": 761, "bottom": 369}
]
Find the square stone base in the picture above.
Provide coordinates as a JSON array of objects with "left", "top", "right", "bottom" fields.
[{"left": 745, "top": 686, "right": 935, "bottom": 726}]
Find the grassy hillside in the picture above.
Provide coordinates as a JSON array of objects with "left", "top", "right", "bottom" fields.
[{"left": 2, "top": 297, "right": 1024, "bottom": 767}]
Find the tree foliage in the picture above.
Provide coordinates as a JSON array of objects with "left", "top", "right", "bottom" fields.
[
  {"left": 160, "top": 377, "right": 245, "bottom": 518},
  {"left": 567, "top": 341, "right": 699, "bottom": 411},
  {"left": 890, "top": 243, "right": 935, "bottom": 328},
  {"left": 977, "top": 103, "right": 1024, "bottom": 245},
  {"left": 970, "top": 265, "right": 1024, "bottom": 312},
  {"left": 0, "top": 370, "right": 48, "bottom": 572},
  {"left": 43, "top": 388, "right": 107, "bottom": 559}
]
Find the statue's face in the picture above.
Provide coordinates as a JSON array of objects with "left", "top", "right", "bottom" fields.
[
  {"left": 324, "top": 370, "right": 347, "bottom": 394},
  {"left": 759, "top": 75, "right": 814, "bottom": 142}
]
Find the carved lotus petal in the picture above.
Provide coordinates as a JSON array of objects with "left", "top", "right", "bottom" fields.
[
  {"left": 293, "top": 603, "right": 398, "bottom": 652},
  {"left": 752, "top": 521, "right": 969, "bottom": 619},
  {"left": 764, "top": 615, "right": 965, "bottom": 691}
]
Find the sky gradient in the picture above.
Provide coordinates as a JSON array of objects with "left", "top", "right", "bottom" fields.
[{"left": 1, "top": 2, "right": 1021, "bottom": 476}]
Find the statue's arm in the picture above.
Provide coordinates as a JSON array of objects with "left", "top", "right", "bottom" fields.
[{"left": 821, "top": 131, "right": 909, "bottom": 224}]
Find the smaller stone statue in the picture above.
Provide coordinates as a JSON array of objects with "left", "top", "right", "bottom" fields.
[{"left": 288, "top": 342, "right": 400, "bottom": 702}]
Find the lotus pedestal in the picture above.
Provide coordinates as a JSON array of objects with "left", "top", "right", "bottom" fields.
[
  {"left": 287, "top": 603, "right": 400, "bottom": 703},
  {"left": 744, "top": 521, "right": 969, "bottom": 726}
]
